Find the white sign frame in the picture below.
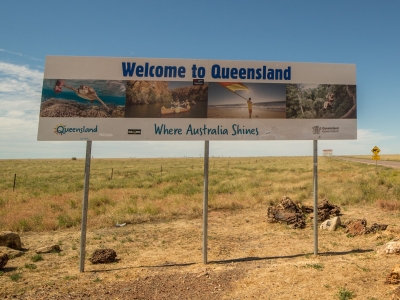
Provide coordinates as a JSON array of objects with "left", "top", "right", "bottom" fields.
[{"left": 38, "top": 56, "right": 357, "bottom": 141}]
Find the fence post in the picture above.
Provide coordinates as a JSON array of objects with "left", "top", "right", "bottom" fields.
[{"left": 13, "top": 174, "right": 16, "bottom": 192}]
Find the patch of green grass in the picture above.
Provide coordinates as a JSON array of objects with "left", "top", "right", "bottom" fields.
[
  {"left": 336, "top": 287, "right": 354, "bottom": 300},
  {"left": 9, "top": 273, "right": 22, "bottom": 281},
  {"left": 63, "top": 275, "right": 78, "bottom": 280},
  {"left": 24, "top": 263, "right": 37, "bottom": 270},
  {"left": 69, "top": 200, "right": 78, "bottom": 209},
  {"left": 141, "top": 204, "right": 160, "bottom": 215},
  {"left": 0, "top": 197, "right": 7, "bottom": 207},
  {"left": 356, "top": 264, "right": 370, "bottom": 272},
  {"left": 31, "top": 254, "right": 43, "bottom": 262},
  {"left": 17, "top": 219, "right": 32, "bottom": 232},
  {"left": 3, "top": 156, "right": 400, "bottom": 232},
  {"left": 90, "top": 195, "right": 115, "bottom": 209},
  {"left": 93, "top": 277, "right": 102, "bottom": 282},
  {"left": 57, "top": 214, "right": 77, "bottom": 228},
  {"left": 305, "top": 263, "right": 324, "bottom": 271}
]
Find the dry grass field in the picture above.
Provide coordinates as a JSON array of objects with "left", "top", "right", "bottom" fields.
[{"left": 1, "top": 156, "right": 400, "bottom": 299}]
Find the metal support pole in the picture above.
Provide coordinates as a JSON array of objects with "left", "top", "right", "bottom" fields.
[
  {"left": 313, "top": 140, "right": 318, "bottom": 255},
  {"left": 80, "top": 141, "right": 92, "bottom": 272},
  {"left": 203, "top": 141, "right": 209, "bottom": 264}
]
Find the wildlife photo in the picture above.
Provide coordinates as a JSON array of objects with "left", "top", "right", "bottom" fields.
[
  {"left": 40, "top": 79, "right": 126, "bottom": 118},
  {"left": 286, "top": 84, "right": 357, "bottom": 119},
  {"left": 124, "top": 80, "right": 208, "bottom": 118}
]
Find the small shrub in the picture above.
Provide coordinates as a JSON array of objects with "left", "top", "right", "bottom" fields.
[
  {"left": 69, "top": 200, "right": 78, "bottom": 209},
  {"left": 57, "top": 214, "right": 76, "bottom": 228},
  {"left": 10, "top": 273, "right": 22, "bottom": 281},
  {"left": 336, "top": 287, "right": 354, "bottom": 300},
  {"left": 25, "top": 263, "right": 37, "bottom": 270},
  {"left": 90, "top": 196, "right": 114, "bottom": 208},
  {"left": 0, "top": 197, "right": 7, "bottom": 207},
  {"left": 142, "top": 205, "right": 160, "bottom": 215},
  {"left": 18, "top": 219, "right": 32, "bottom": 232},
  {"left": 305, "top": 263, "right": 324, "bottom": 271},
  {"left": 31, "top": 254, "right": 43, "bottom": 262},
  {"left": 50, "top": 204, "right": 64, "bottom": 212}
]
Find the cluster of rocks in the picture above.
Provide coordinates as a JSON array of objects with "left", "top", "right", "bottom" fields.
[
  {"left": 344, "top": 219, "right": 388, "bottom": 237},
  {"left": 267, "top": 196, "right": 341, "bottom": 229},
  {"left": 267, "top": 196, "right": 389, "bottom": 237},
  {"left": 313, "top": 199, "right": 341, "bottom": 222},
  {"left": 0, "top": 230, "right": 118, "bottom": 270},
  {"left": 0, "top": 231, "right": 63, "bottom": 270}
]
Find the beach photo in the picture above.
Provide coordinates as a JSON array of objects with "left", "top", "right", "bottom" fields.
[
  {"left": 124, "top": 81, "right": 208, "bottom": 118},
  {"left": 40, "top": 79, "right": 126, "bottom": 118},
  {"left": 286, "top": 84, "right": 357, "bottom": 119},
  {"left": 207, "top": 82, "right": 286, "bottom": 119}
]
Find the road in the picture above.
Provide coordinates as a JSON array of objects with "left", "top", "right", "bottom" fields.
[{"left": 334, "top": 157, "right": 400, "bottom": 169}]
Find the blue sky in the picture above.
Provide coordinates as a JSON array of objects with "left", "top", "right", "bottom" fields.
[{"left": 1, "top": 0, "right": 399, "bottom": 158}]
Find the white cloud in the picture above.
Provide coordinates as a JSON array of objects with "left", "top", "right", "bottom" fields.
[
  {"left": 0, "top": 61, "right": 43, "bottom": 81},
  {"left": 0, "top": 61, "right": 43, "bottom": 135}
]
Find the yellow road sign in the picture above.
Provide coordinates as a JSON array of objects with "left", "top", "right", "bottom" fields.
[
  {"left": 372, "top": 155, "right": 380, "bottom": 160},
  {"left": 371, "top": 146, "right": 381, "bottom": 155}
]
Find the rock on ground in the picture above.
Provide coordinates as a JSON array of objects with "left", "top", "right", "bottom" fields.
[
  {"left": 0, "top": 246, "right": 24, "bottom": 259},
  {"left": 386, "top": 264, "right": 400, "bottom": 284},
  {"left": 35, "top": 244, "right": 61, "bottom": 254},
  {"left": 377, "top": 241, "right": 400, "bottom": 255},
  {"left": 0, "top": 253, "right": 8, "bottom": 269},
  {"left": 320, "top": 216, "right": 341, "bottom": 231},
  {"left": 0, "top": 231, "right": 22, "bottom": 250},
  {"left": 90, "top": 249, "right": 117, "bottom": 264}
]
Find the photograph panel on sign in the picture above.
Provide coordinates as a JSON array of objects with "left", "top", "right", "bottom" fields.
[
  {"left": 286, "top": 84, "right": 357, "bottom": 119},
  {"left": 124, "top": 81, "right": 208, "bottom": 118},
  {"left": 40, "top": 79, "right": 126, "bottom": 118},
  {"left": 207, "top": 82, "right": 286, "bottom": 119}
]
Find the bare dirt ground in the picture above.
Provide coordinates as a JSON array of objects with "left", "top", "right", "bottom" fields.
[{"left": 1, "top": 203, "right": 400, "bottom": 299}]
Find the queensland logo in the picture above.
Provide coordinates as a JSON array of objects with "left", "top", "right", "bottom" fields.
[
  {"left": 54, "top": 124, "right": 98, "bottom": 135},
  {"left": 312, "top": 126, "right": 321, "bottom": 134}
]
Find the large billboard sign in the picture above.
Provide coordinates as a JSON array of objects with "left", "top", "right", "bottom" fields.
[{"left": 38, "top": 56, "right": 356, "bottom": 141}]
